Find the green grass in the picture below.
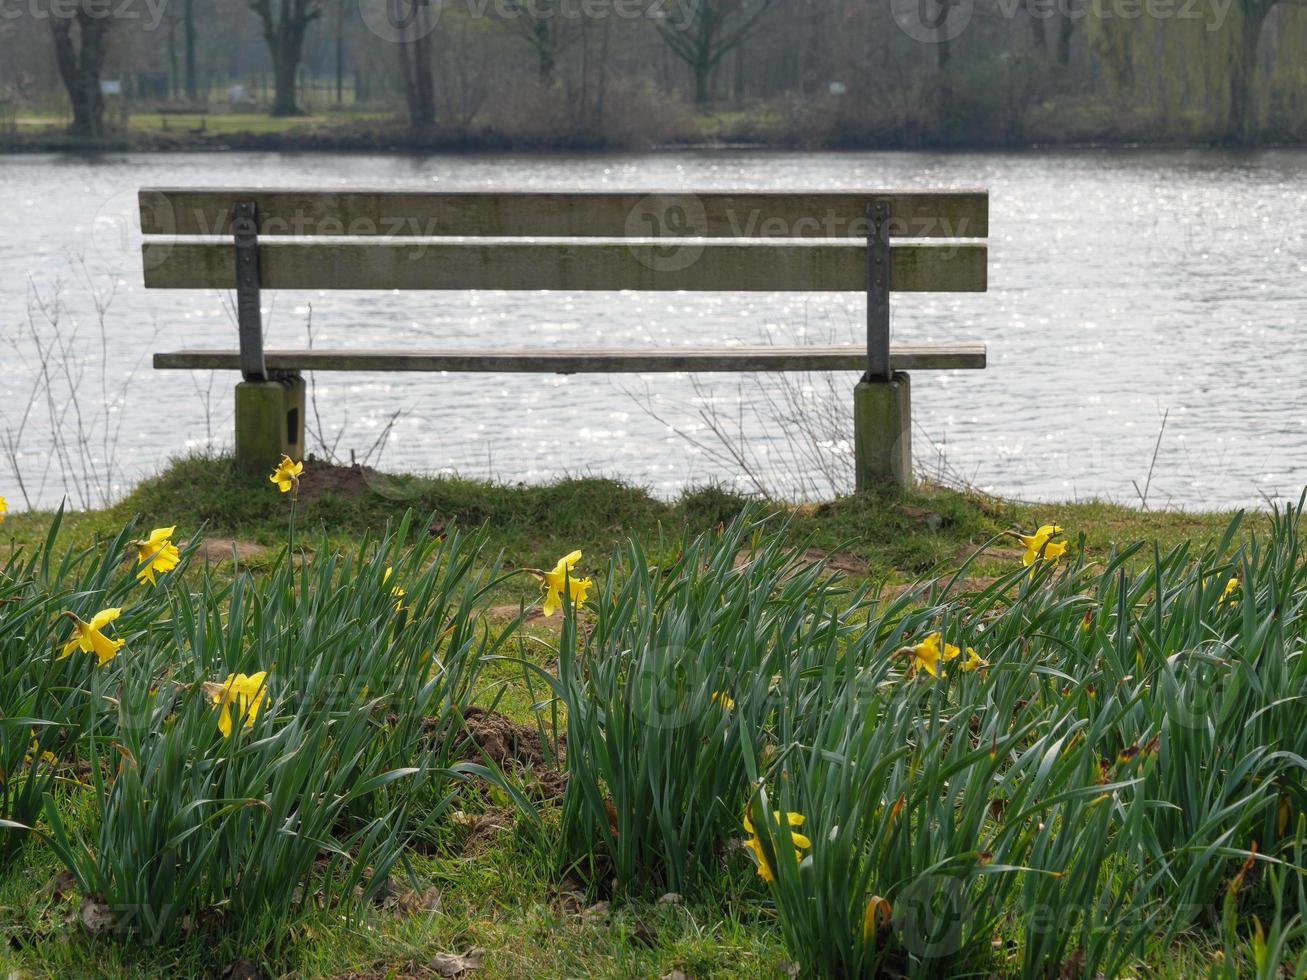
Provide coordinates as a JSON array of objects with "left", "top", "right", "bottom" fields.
[
  {"left": 128, "top": 110, "right": 394, "bottom": 136},
  {"left": 2, "top": 454, "right": 1252, "bottom": 591},
  {"left": 0, "top": 456, "right": 1287, "bottom": 978},
  {"left": 11, "top": 108, "right": 392, "bottom": 137}
]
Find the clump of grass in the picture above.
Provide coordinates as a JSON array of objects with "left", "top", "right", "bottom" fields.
[
  {"left": 38, "top": 513, "right": 519, "bottom": 943},
  {"left": 538, "top": 499, "right": 1307, "bottom": 976},
  {"left": 0, "top": 511, "right": 196, "bottom": 860},
  {"left": 536, "top": 513, "right": 866, "bottom": 896}
]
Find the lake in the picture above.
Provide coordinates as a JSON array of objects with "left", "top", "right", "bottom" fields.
[{"left": 1, "top": 148, "right": 1304, "bottom": 511}]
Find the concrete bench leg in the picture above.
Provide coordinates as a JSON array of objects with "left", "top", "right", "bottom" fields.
[
  {"left": 854, "top": 372, "right": 911, "bottom": 491},
  {"left": 234, "top": 375, "right": 305, "bottom": 475}
]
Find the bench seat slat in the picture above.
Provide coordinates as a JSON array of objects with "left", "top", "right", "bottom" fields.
[
  {"left": 140, "top": 189, "right": 989, "bottom": 239},
  {"left": 152, "top": 345, "right": 986, "bottom": 373},
  {"left": 142, "top": 241, "right": 987, "bottom": 293}
]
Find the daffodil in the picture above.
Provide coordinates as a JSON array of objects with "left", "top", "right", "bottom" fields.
[
  {"left": 710, "top": 691, "right": 735, "bottom": 711},
  {"left": 1016, "top": 524, "right": 1066, "bottom": 565},
  {"left": 958, "top": 647, "right": 987, "bottom": 673},
  {"left": 743, "top": 808, "right": 810, "bottom": 882},
  {"left": 0, "top": 495, "right": 7, "bottom": 523},
  {"left": 541, "top": 550, "right": 592, "bottom": 617},
  {"left": 1221, "top": 577, "right": 1240, "bottom": 606},
  {"left": 134, "top": 526, "right": 180, "bottom": 586},
  {"left": 906, "top": 631, "right": 961, "bottom": 677},
  {"left": 24, "top": 737, "right": 57, "bottom": 768},
  {"left": 382, "top": 566, "right": 407, "bottom": 611},
  {"left": 58, "top": 608, "right": 125, "bottom": 666},
  {"left": 208, "top": 671, "right": 269, "bottom": 737},
  {"left": 269, "top": 455, "right": 303, "bottom": 494}
]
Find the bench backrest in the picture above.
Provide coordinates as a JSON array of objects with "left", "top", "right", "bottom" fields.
[
  {"left": 138, "top": 189, "right": 987, "bottom": 294},
  {"left": 138, "top": 188, "right": 988, "bottom": 384}
]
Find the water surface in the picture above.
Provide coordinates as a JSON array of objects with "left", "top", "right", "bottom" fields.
[{"left": 1, "top": 149, "right": 1304, "bottom": 510}]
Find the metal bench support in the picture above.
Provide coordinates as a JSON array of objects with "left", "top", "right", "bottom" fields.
[
  {"left": 854, "top": 201, "right": 911, "bottom": 489},
  {"left": 231, "top": 202, "right": 305, "bottom": 473}
]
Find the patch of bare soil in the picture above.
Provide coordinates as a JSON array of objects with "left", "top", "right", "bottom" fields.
[
  {"left": 194, "top": 538, "right": 271, "bottom": 564},
  {"left": 799, "top": 547, "right": 869, "bottom": 575},
  {"left": 971, "top": 544, "right": 1027, "bottom": 563},
  {"left": 486, "top": 604, "right": 553, "bottom": 626},
  {"left": 458, "top": 706, "right": 565, "bottom": 800},
  {"left": 734, "top": 546, "right": 869, "bottom": 576},
  {"left": 295, "top": 460, "right": 380, "bottom": 501}
]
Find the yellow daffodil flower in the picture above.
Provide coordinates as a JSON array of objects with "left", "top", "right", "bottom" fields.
[
  {"left": 382, "top": 566, "right": 407, "bottom": 611},
  {"left": 1221, "top": 577, "right": 1240, "bottom": 606},
  {"left": 710, "top": 691, "right": 735, "bottom": 711},
  {"left": 58, "top": 608, "right": 125, "bottom": 666},
  {"left": 0, "top": 494, "right": 7, "bottom": 523},
  {"left": 541, "top": 550, "right": 592, "bottom": 617},
  {"left": 958, "top": 647, "right": 987, "bottom": 673},
  {"left": 863, "top": 895, "right": 892, "bottom": 942},
  {"left": 24, "top": 739, "right": 57, "bottom": 768},
  {"left": 134, "top": 526, "right": 180, "bottom": 586},
  {"left": 907, "top": 631, "right": 962, "bottom": 678},
  {"left": 209, "top": 671, "right": 269, "bottom": 737},
  {"left": 1017, "top": 524, "right": 1066, "bottom": 565},
  {"left": 743, "top": 808, "right": 810, "bottom": 882},
  {"left": 269, "top": 456, "right": 303, "bottom": 494}
]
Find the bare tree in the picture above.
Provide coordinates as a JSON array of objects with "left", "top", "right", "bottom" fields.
[
  {"left": 50, "top": 8, "right": 112, "bottom": 137},
  {"left": 496, "top": 0, "right": 576, "bottom": 82},
  {"left": 656, "top": 0, "right": 777, "bottom": 105},
  {"left": 248, "top": 0, "right": 322, "bottom": 116},
  {"left": 1226, "top": 0, "right": 1306, "bottom": 144}
]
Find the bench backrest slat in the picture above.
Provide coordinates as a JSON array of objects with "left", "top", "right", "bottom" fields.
[
  {"left": 139, "top": 189, "right": 987, "bottom": 240},
  {"left": 142, "top": 241, "right": 986, "bottom": 293}
]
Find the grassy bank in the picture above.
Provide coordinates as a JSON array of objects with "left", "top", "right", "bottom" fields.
[
  {"left": 0, "top": 457, "right": 1293, "bottom": 979},
  {"left": 1, "top": 455, "right": 1249, "bottom": 593},
  {"left": 7, "top": 106, "right": 1307, "bottom": 155}
]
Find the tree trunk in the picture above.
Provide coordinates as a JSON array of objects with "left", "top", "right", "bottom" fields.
[
  {"left": 168, "top": 9, "right": 180, "bottom": 101},
  {"left": 252, "top": 0, "right": 319, "bottom": 117},
  {"left": 272, "top": 43, "right": 301, "bottom": 115},
  {"left": 693, "top": 60, "right": 710, "bottom": 105},
  {"left": 335, "top": 0, "right": 345, "bottom": 105},
  {"left": 399, "top": 15, "right": 435, "bottom": 129},
  {"left": 1227, "top": 1, "right": 1269, "bottom": 145},
  {"left": 50, "top": 12, "right": 111, "bottom": 138},
  {"left": 1056, "top": 10, "right": 1075, "bottom": 66},
  {"left": 184, "top": 0, "right": 198, "bottom": 102},
  {"left": 1030, "top": 9, "right": 1047, "bottom": 54}
]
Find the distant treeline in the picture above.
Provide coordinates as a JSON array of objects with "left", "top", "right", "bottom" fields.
[{"left": 1, "top": 0, "right": 1305, "bottom": 149}]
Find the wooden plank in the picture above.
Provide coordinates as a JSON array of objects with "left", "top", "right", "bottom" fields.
[
  {"left": 142, "top": 241, "right": 987, "bottom": 293},
  {"left": 139, "top": 189, "right": 988, "bottom": 239},
  {"left": 152, "top": 344, "right": 987, "bottom": 373}
]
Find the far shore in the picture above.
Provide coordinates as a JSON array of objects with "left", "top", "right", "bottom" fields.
[{"left": 5, "top": 119, "right": 1306, "bottom": 156}]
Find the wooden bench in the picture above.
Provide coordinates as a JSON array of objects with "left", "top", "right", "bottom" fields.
[{"left": 137, "top": 188, "right": 988, "bottom": 489}]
